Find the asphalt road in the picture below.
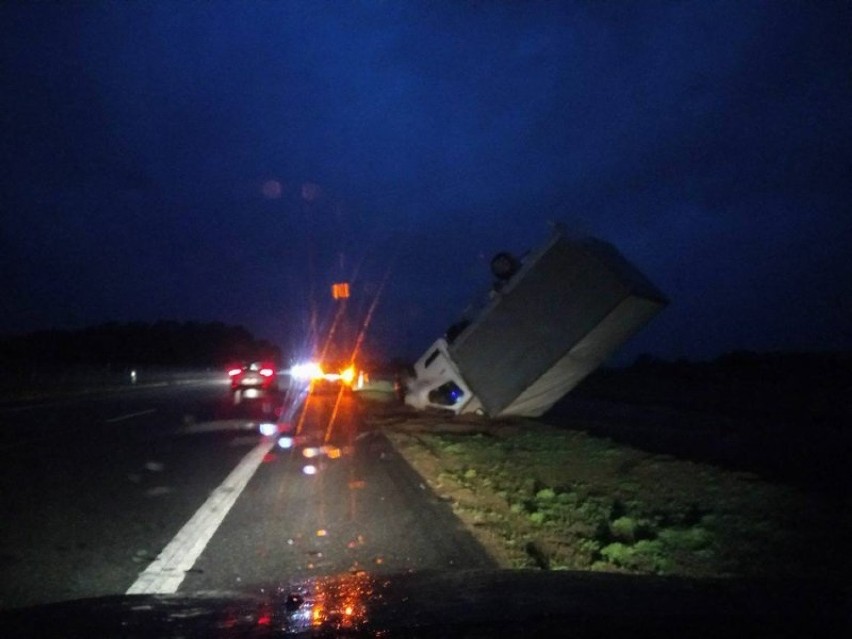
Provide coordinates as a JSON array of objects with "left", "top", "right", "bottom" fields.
[{"left": 0, "top": 379, "right": 493, "bottom": 610}]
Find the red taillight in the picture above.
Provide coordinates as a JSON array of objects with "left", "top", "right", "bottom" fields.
[
  {"left": 259, "top": 368, "right": 274, "bottom": 377},
  {"left": 228, "top": 368, "right": 242, "bottom": 377}
]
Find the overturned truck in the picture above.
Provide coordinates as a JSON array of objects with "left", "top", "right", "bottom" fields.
[{"left": 405, "top": 231, "right": 668, "bottom": 418}]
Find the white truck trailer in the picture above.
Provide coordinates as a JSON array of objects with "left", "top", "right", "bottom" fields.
[{"left": 405, "top": 231, "right": 667, "bottom": 418}]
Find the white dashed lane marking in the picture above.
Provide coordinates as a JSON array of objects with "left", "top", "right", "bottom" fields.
[{"left": 104, "top": 408, "right": 157, "bottom": 423}]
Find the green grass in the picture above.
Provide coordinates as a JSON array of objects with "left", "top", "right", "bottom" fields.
[{"left": 384, "top": 425, "right": 848, "bottom": 579}]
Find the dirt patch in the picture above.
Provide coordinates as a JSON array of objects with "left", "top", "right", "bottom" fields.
[{"left": 378, "top": 415, "right": 850, "bottom": 579}]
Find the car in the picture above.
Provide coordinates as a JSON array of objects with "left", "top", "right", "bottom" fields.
[
  {"left": 290, "top": 359, "right": 358, "bottom": 394},
  {"left": 228, "top": 361, "right": 278, "bottom": 392}
]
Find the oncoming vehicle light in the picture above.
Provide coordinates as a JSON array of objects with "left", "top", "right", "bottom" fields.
[
  {"left": 291, "top": 362, "right": 324, "bottom": 380},
  {"left": 259, "top": 422, "right": 277, "bottom": 437},
  {"left": 302, "top": 447, "right": 319, "bottom": 458},
  {"left": 303, "top": 464, "right": 317, "bottom": 475},
  {"left": 277, "top": 436, "right": 293, "bottom": 449}
]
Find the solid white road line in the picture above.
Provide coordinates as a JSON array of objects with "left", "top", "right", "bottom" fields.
[
  {"left": 126, "top": 438, "right": 273, "bottom": 594},
  {"left": 104, "top": 408, "right": 157, "bottom": 423}
]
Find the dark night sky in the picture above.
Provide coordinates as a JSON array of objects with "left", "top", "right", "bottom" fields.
[{"left": 2, "top": 2, "right": 851, "bottom": 364}]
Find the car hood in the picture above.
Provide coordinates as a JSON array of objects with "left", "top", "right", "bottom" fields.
[{"left": 1, "top": 569, "right": 849, "bottom": 638}]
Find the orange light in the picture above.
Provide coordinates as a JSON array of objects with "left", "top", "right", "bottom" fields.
[
  {"left": 340, "top": 366, "right": 356, "bottom": 385},
  {"left": 307, "top": 573, "right": 371, "bottom": 631},
  {"left": 331, "top": 282, "right": 350, "bottom": 299}
]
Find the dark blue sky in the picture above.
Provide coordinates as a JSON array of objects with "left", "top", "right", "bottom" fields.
[{"left": 2, "top": 2, "right": 851, "bottom": 363}]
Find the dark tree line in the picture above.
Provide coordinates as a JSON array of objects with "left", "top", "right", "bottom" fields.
[
  {"left": 0, "top": 321, "right": 281, "bottom": 368},
  {"left": 577, "top": 350, "right": 852, "bottom": 428},
  {"left": 630, "top": 350, "right": 852, "bottom": 390}
]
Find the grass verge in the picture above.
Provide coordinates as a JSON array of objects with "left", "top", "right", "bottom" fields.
[{"left": 374, "top": 413, "right": 849, "bottom": 579}]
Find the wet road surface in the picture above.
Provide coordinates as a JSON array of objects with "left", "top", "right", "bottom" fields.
[{"left": 0, "top": 379, "right": 493, "bottom": 609}]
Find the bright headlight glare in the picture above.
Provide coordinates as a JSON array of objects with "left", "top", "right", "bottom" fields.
[
  {"left": 277, "top": 436, "right": 293, "bottom": 449},
  {"left": 291, "top": 362, "right": 323, "bottom": 380},
  {"left": 340, "top": 366, "right": 356, "bottom": 385},
  {"left": 259, "top": 422, "right": 277, "bottom": 437}
]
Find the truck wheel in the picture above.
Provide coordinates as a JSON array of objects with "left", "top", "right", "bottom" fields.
[{"left": 490, "top": 251, "right": 520, "bottom": 280}]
